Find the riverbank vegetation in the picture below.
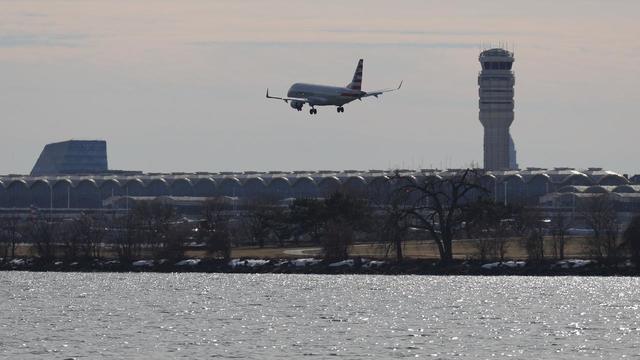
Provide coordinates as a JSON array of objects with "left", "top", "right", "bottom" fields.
[{"left": 2, "top": 169, "right": 640, "bottom": 274}]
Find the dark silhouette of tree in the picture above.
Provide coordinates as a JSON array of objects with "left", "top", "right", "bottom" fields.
[
  {"left": 75, "top": 213, "right": 107, "bottom": 259},
  {"left": 320, "top": 192, "right": 371, "bottom": 261},
  {"left": 509, "top": 205, "right": 540, "bottom": 238},
  {"left": 550, "top": 211, "right": 572, "bottom": 260},
  {"left": 244, "top": 203, "right": 271, "bottom": 248},
  {"left": 113, "top": 212, "right": 142, "bottom": 261},
  {"left": 286, "top": 193, "right": 370, "bottom": 260},
  {"left": 524, "top": 228, "right": 545, "bottom": 263},
  {"left": 26, "top": 216, "right": 59, "bottom": 262},
  {"left": 160, "top": 218, "right": 189, "bottom": 261},
  {"left": 199, "top": 199, "right": 231, "bottom": 260},
  {"left": 132, "top": 201, "right": 178, "bottom": 259},
  {"left": 623, "top": 214, "right": 640, "bottom": 271},
  {"left": 580, "top": 194, "right": 620, "bottom": 263},
  {"left": 500, "top": 205, "right": 547, "bottom": 262},
  {"left": 0, "top": 220, "right": 10, "bottom": 262},
  {"left": 60, "top": 219, "right": 81, "bottom": 261},
  {"left": 396, "top": 169, "right": 487, "bottom": 264},
  {"left": 321, "top": 220, "right": 354, "bottom": 261},
  {"left": 289, "top": 198, "right": 326, "bottom": 244},
  {"left": 244, "top": 200, "right": 291, "bottom": 248},
  {"left": 374, "top": 190, "right": 410, "bottom": 262},
  {"left": 0, "top": 216, "right": 22, "bottom": 261},
  {"left": 464, "top": 200, "right": 511, "bottom": 261}
]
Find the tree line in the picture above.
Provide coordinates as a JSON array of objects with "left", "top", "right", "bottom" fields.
[{"left": 1, "top": 169, "right": 640, "bottom": 269}]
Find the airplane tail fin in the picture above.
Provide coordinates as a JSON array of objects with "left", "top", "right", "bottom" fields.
[{"left": 346, "top": 59, "right": 363, "bottom": 91}]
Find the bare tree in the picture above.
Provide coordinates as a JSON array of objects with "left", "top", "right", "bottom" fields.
[
  {"left": 396, "top": 169, "right": 487, "bottom": 264},
  {"left": 60, "top": 220, "right": 81, "bottom": 261},
  {"left": 524, "top": 229, "right": 545, "bottom": 263},
  {"left": 285, "top": 192, "right": 370, "bottom": 260},
  {"left": 550, "top": 211, "right": 572, "bottom": 260},
  {"left": 288, "top": 198, "right": 325, "bottom": 245},
  {"left": 321, "top": 192, "right": 371, "bottom": 261},
  {"left": 0, "top": 216, "right": 22, "bottom": 261},
  {"left": 374, "top": 190, "right": 410, "bottom": 263},
  {"left": 243, "top": 200, "right": 291, "bottom": 248},
  {"left": 0, "top": 222, "right": 8, "bottom": 262},
  {"left": 509, "top": 205, "right": 546, "bottom": 262},
  {"left": 200, "top": 199, "right": 232, "bottom": 260},
  {"left": 321, "top": 219, "right": 354, "bottom": 261},
  {"left": 66, "top": 213, "right": 108, "bottom": 259},
  {"left": 113, "top": 212, "right": 142, "bottom": 261},
  {"left": 26, "top": 217, "right": 59, "bottom": 262},
  {"left": 243, "top": 203, "right": 271, "bottom": 248},
  {"left": 132, "top": 201, "right": 178, "bottom": 259},
  {"left": 160, "top": 218, "right": 189, "bottom": 261},
  {"left": 623, "top": 214, "right": 640, "bottom": 271},
  {"left": 464, "top": 200, "right": 510, "bottom": 261},
  {"left": 581, "top": 194, "right": 620, "bottom": 263}
]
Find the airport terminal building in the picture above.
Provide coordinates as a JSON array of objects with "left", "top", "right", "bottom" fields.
[{"left": 0, "top": 141, "right": 639, "bottom": 217}]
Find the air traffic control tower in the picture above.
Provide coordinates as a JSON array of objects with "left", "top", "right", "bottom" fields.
[{"left": 478, "top": 48, "right": 517, "bottom": 170}]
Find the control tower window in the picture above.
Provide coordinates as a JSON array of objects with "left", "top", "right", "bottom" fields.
[{"left": 484, "top": 61, "right": 512, "bottom": 70}]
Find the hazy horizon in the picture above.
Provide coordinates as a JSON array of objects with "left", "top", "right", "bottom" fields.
[{"left": 1, "top": 0, "right": 639, "bottom": 175}]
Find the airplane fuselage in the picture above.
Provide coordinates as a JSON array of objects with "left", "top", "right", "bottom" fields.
[
  {"left": 266, "top": 59, "right": 399, "bottom": 114},
  {"left": 287, "top": 83, "right": 365, "bottom": 107}
]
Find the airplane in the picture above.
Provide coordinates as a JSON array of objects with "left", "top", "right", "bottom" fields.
[{"left": 266, "top": 59, "right": 402, "bottom": 115}]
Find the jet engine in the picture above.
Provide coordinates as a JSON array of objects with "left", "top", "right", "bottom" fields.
[{"left": 290, "top": 100, "right": 304, "bottom": 111}]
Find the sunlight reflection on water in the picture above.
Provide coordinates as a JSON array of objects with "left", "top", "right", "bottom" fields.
[{"left": 1, "top": 273, "right": 639, "bottom": 358}]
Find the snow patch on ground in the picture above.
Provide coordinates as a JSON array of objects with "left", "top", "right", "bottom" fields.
[
  {"left": 132, "top": 260, "right": 154, "bottom": 267},
  {"left": 228, "top": 259, "right": 270, "bottom": 268},
  {"left": 328, "top": 259, "right": 354, "bottom": 268},
  {"left": 362, "top": 260, "right": 386, "bottom": 268},
  {"left": 554, "top": 259, "right": 595, "bottom": 269},
  {"left": 291, "top": 258, "right": 322, "bottom": 267},
  {"left": 481, "top": 261, "right": 526, "bottom": 270},
  {"left": 9, "top": 258, "right": 26, "bottom": 266},
  {"left": 175, "top": 259, "right": 201, "bottom": 267}
]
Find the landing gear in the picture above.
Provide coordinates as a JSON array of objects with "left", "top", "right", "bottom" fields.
[
  {"left": 337, "top": 107, "right": 344, "bottom": 113},
  {"left": 309, "top": 108, "right": 317, "bottom": 115}
]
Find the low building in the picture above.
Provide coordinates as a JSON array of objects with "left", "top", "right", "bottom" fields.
[{"left": 1, "top": 141, "right": 638, "bottom": 216}]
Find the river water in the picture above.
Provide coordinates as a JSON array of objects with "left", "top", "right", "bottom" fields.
[{"left": 1, "top": 273, "right": 639, "bottom": 359}]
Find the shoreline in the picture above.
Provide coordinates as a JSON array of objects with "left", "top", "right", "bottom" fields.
[{"left": 3, "top": 258, "right": 639, "bottom": 276}]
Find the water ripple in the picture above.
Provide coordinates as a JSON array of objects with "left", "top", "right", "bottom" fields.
[{"left": 0, "top": 273, "right": 639, "bottom": 358}]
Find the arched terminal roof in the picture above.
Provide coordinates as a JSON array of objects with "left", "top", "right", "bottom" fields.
[{"left": 0, "top": 168, "right": 634, "bottom": 209}]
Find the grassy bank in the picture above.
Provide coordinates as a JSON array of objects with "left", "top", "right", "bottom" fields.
[
  {"left": 8, "top": 236, "right": 592, "bottom": 260},
  {"left": 3, "top": 237, "right": 638, "bottom": 276}
]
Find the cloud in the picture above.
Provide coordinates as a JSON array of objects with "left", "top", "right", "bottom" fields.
[
  {"left": 19, "top": 12, "right": 47, "bottom": 18},
  {"left": 0, "top": 33, "right": 86, "bottom": 48},
  {"left": 190, "top": 40, "right": 477, "bottom": 49},
  {"left": 317, "top": 29, "right": 528, "bottom": 36}
]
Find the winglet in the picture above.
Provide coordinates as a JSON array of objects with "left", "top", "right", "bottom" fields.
[
  {"left": 266, "top": 88, "right": 269, "bottom": 98},
  {"left": 398, "top": 80, "right": 403, "bottom": 90}
]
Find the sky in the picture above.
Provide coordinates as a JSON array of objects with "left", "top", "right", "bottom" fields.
[{"left": 1, "top": 0, "right": 639, "bottom": 175}]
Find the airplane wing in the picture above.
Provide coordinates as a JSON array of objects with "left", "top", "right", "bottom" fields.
[
  {"left": 266, "top": 89, "right": 308, "bottom": 104},
  {"left": 361, "top": 81, "right": 403, "bottom": 98}
]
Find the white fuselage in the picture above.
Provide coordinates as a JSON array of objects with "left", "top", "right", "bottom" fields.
[{"left": 287, "top": 83, "right": 365, "bottom": 107}]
